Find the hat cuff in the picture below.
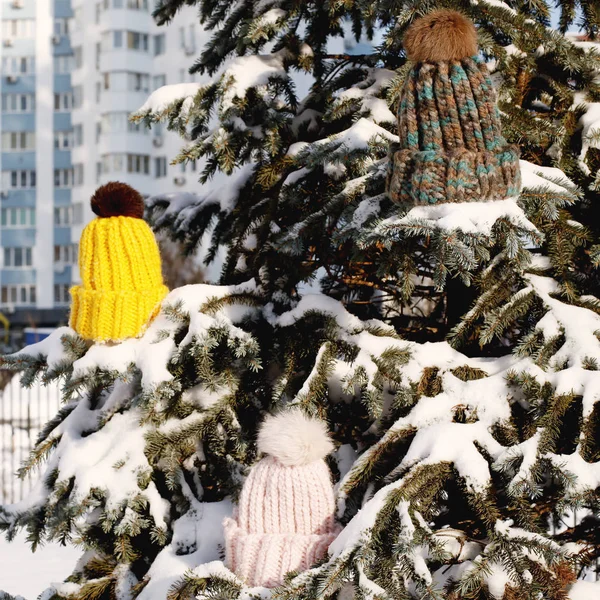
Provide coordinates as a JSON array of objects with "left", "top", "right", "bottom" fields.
[
  {"left": 69, "top": 284, "right": 168, "bottom": 342},
  {"left": 223, "top": 517, "right": 340, "bottom": 588},
  {"left": 386, "top": 144, "right": 521, "bottom": 205}
]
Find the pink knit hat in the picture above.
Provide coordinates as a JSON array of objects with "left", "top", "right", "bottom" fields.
[{"left": 223, "top": 409, "right": 341, "bottom": 588}]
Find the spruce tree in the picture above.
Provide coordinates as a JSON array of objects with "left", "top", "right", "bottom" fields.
[{"left": 1, "top": 1, "right": 600, "bottom": 599}]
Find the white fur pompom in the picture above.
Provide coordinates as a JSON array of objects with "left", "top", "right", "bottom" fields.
[{"left": 257, "top": 409, "right": 334, "bottom": 467}]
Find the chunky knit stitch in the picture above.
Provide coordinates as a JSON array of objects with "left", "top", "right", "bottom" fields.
[
  {"left": 223, "top": 411, "right": 340, "bottom": 588},
  {"left": 386, "top": 12, "right": 521, "bottom": 205},
  {"left": 69, "top": 183, "right": 168, "bottom": 342}
]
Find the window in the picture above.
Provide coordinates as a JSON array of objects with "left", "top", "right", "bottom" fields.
[
  {"left": 114, "top": 30, "right": 123, "bottom": 48},
  {"left": 153, "top": 74, "right": 166, "bottom": 90},
  {"left": 1, "top": 285, "right": 36, "bottom": 306},
  {"left": 129, "top": 72, "right": 150, "bottom": 92},
  {"left": 179, "top": 26, "right": 186, "bottom": 49},
  {"left": 101, "top": 31, "right": 112, "bottom": 52},
  {"left": 1, "top": 94, "right": 35, "bottom": 113},
  {"left": 128, "top": 119, "right": 149, "bottom": 134},
  {"left": 54, "top": 18, "right": 72, "bottom": 37},
  {"left": 95, "top": 42, "right": 101, "bottom": 69},
  {"left": 101, "top": 112, "right": 148, "bottom": 133},
  {"left": 2, "top": 132, "right": 35, "bottom": 151},
  {"left": 1, "top": 56, "right": 35, "bottom": 75},
  {"left": 104, "top": 72, "right": 150, "bottom": 93},
  {"left": 54, "top": 92, "right": 73, "bottom": 111},
  {"left": 4, "top": 247, "right": 33, "bottom": 268},
  {"left": 54, "top": 168, "right": 74, "bottom": 188},
  {"left": 54, "top": 244, "right": 78, "bottom": 265},
  {"left": 188, "top": 25, "right": 196, "bottom": 52},
  {"left": 54, "top": 130, "right": 74, "bottom": 149},
  {"left": 127, "top": 31, "right": 149, "bottom": 52},
  {"left": 73, "top": 125, "right": 83, "bottom": 147},
  {"left": 128, "top": 0, "right": 149, "bottom": 9},
  {"left": 54, "top": 55, "right": 75, "bottom": 74},
  {"left": 54, "top": 204, "right": 83, "bottom": 226},
  {"left": 2, "top": 20, "right": 36, "bottom": 40},
  {"left": 127, "top": 154, "right": 150, "bottom": 174},
  {"left": 74, "top": 164, "right": 84, "bottom": 186},
  {"left": 154, "top": 34, "right": 165, "bottom": 56},
  {"left": 96, "top": 81, "right": 102, "bottom": 103},
  {"left": 74, "top": 47, "right": 83, "bottom": 69},
  {"left": 73, "top": 86, "right": 83, "bottom": 109},
  {"left": 101, "top": 113, "right": 126, "bottom": 133},
  {"left": 155, "top": 157, "right": 167, "bottom": 178},
  {"left": 73, "top": 7, "right": 83, "bottom": 31},
  {"left": 2, "top": 170, "right": 36, "bottom": 189},
  {"left": 1, "top": 208, "right": 35, "bottom": 227},
  {"left": 100, "top": 153, "right": 125, "bottom": 174},
  {"left": 54, "top": 284, "right": 70, "bottom": 305}
]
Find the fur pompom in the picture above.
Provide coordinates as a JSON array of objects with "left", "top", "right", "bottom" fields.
[
  {"left": 403, "top": 10, "right": 478, "bottom": 63},
  {"left": 91, "top": 181, "right": 145, "bottom": 219},
  {"left": 257, "top": 409, "right": 334, "bottom": 467}
]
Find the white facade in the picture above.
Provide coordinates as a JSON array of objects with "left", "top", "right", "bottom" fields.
[
  {"left": 69, "top": 0, "right": 208, "bottom": 263},
  {"left": 0, "top": 0, "right": 208, "bottom": 320}
]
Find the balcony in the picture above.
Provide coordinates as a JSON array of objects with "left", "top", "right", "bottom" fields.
[
  {"left": 100, "top": 50, "right": 153, "bottom": 76},
  {"left": 99, "top": 9, "right": 153, "bottom": 34}
]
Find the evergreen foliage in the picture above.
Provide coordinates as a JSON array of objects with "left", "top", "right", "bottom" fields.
[
  {"left": 139, "top": 0, "right": 600, "bottom": 341},
  {"left": 2, "top": 1, "right": 600, "bottom": 599}
]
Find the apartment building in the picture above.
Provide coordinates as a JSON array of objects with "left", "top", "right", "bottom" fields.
[{"left": 0, "top": 0, "right": 206, "bottom": 328}]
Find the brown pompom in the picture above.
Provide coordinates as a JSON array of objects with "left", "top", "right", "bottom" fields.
[
  {"left": 91, "top": 181, "right": 145, "bottom": 219},
  {"left": 403, "top": 10, "right": 478, "bottom": 63}
]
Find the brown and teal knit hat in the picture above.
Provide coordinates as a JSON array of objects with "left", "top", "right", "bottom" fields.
[{"left": 386, "top": 10, "right": 521, "bottom": 205}]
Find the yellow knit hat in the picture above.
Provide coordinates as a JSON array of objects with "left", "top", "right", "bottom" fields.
[{"left": 69, "top": 181, "right": 168, "bottom": 342}]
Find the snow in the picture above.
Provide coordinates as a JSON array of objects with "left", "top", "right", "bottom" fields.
[
  {"left": 471, "top": 0, "right": 517, "bottom": 15},
  {"left": 54, "top": 405, "right": 169, "bottom": 527},
  {"left": 137, "top": 498, "right": 234, "bottom": 600},
  {"left": 324, "top": 117, "right": 397, "bottom": 151},
  {"left": 257, "top": 8, "right": 286, "bottom": 25},
  {"left": 578, "top": 102, "right": 600, "bottom": 172},
  {"left": 149, "top": 163, "right": 255, "bottom": 217},
  {"left": 0, "top": 531, "right": 80, "bottom": 599},
  {"left": 544, "top": 451, "right": 600, "bottom": 492},
  {"left": 4, "top": 269, "right": 600, "bottom": 595},
  {"left": 221, "top": 53, "right": 287, "bottom": 109},
  {"left": 568, "top": 581, "right": 600, "bottom": 599},
  {"left": 374, "top": 160, "right": 580, "bottom": 240},
  {"left": 135, "top": 83, "right": 202, "bottom": 117},
  {"left": 26, "top": 281, "right": 259, "bottom": 393},
  {"left": 388, "top": 197, "right": 536, "bottom": 236},
  {"left": 520, "top": 160, "right": 576, "bottom": 192},
  {"left": 9, "top": 326, "right": 72, "bottom": 374},
  {"left": 484, "top": 563, "right": 511, "bottom": 599},
  {"left": 399, "top": 422, "right": 503, "bottom": 492},
  {"left": 334, "top": 68, "right": 396, "bottom": 125}
]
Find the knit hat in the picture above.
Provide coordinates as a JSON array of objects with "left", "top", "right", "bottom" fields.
[
  {"left": 386, "top": 10, "right": 521, "bottom": 205},
  {"left": 223, "top": 410, "right": 341, "bottom": 588},
  {"left": 69, "top": 182, "right": 168, "bottom": 342}
]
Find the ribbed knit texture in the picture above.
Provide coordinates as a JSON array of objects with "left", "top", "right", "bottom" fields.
[
  {"left": 386, "top": 56, "right": 521, "bottom": 205},
  {"left": 224, "top": 455, "right": 341, "bottom": 588},
  {"left": 69, "top": 215, "right": 168, "bottom": 342}
]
